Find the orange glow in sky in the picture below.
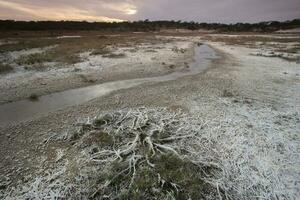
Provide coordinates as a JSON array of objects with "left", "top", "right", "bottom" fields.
[{"left": 0, "top": 0, "right": 134, "bottom": 22}]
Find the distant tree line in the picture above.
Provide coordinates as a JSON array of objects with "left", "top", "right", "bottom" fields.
[{"left": 0, "top": 19, "right": 299, "bottom": 32}]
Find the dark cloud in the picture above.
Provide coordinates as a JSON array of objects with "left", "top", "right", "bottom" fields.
[
  {"left": 0, "top": 0, "right": 299, "bottom": 22},
  {"left": 133, "top": 0, "right": 300, "bottom": 23}
]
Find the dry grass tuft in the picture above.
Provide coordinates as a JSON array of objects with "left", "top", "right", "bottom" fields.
[
  {"left": 102, "top": 53, "right": 126, "bottom": 58},
  {"left": 222, "top": 89, "right": 234, "bottom": 97},
  {"left": 17, "top": 52, "right": 53, "bottom": 66},
  {"left": 78, "top": 74, "right": 97, "bottom": 83},
  {"left": 90, "top": 47, "right": 112, "bottom": 56}
]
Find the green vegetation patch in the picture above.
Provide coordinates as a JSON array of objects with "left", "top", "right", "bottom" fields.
[
  {"left": 17, "top": 52, "right": 54, "bottom": 66},
  {"left": 100, "top": 153, "right": 216, "bottom": 200},
  {"left": 16, "top": 50, "right": 82, "bottom": 69},
  {"left": 2, "top": 35, "right": 162, "bottom": 70}
]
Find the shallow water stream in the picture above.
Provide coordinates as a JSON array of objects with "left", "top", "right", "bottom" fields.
[{"left": 0, "top": 44, "right": 218, "bottom": 126}]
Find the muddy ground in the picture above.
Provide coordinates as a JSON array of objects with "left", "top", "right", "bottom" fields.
[{"left": 0, "top": 31, "right": 299, "bottom": 199}]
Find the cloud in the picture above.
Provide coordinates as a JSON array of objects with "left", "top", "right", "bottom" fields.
[
  {"left": 0, "top": 0, "right": 299, "bottom": 23},
  {"left": 101, "top": 1, "right": 137, "bottom": 15},
  {"left": 0, "top": 0, "right": 136, "bottom": 22},
  {"left": 133, "top": 0, "right": 300, "bottom": 23}
]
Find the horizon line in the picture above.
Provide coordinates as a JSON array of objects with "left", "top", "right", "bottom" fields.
[{"left": 0, "top": 18, "right": 299, "bottom": 25}]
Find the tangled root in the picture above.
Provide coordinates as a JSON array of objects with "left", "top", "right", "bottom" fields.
[
  {"left": 4, "top": 107, "right": 224, "bottom": 200},
  {"left": 75, "top": 107, "right": 222, "bottom": 199}
]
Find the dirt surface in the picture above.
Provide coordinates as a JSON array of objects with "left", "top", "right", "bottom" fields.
[{"left": 0, "top": 32, "right": 299, "bottom": 199}]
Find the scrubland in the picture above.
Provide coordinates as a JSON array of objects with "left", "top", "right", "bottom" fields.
[{"left": 0, "top": 31, "right": 299, "bottom": 199}]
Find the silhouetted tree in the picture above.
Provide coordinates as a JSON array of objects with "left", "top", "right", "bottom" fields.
[{"left": 0, "top": 19, "right": 299, "bottom": 32}]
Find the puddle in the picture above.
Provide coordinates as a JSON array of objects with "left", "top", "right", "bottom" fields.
[
  {"left": 0, "top": 44, "right": 218, "bottom": 126},
  {"left": 57, "top": 36, "right": 82, "bottom": 39}
]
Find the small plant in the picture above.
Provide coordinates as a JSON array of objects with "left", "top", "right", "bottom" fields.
[
  {"left": 184, "top": 62, "right": 189, "bottom": 68},
  {"left": 28, "top": 93, "right": 39, "bottom": 101},
  {"left": 222, "top": 89, "right": 234, "bottom": 97},
  {"left": 128, "top": 48, "right": 138, "bottom": 53},
  {"left": 78, "top": 74, "right": 97, "bottom": 83},
  {"left": 63, "top": 54, "right": 81, "bottom": 64},
  {"left": 97, "top": 35, "right": 109, "bottom": 39},
  {"left": 172, "top": 47, "right": 187, "bottom": 53},
  {"left": 168, "top": 64, "right": 175, "bottom": 69},
  {"left": 144, "top": 49, "right": 157, "bottom": 53},
  {"left": 102, "top": 53, "right": 126, "bottom": 58},
  {"left": 91, "top": 47, "right": 111, "bottom": 56}
]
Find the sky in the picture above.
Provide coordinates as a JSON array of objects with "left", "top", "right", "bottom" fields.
[{"left": 0, "top": 0, "right": 299, "bottom": 23}]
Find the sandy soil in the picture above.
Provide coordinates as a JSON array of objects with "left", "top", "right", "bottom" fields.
[{"left": 0, "top": 33, "right": 299, "bottom": 199}]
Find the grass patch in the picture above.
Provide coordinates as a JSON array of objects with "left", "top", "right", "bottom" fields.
[
  {"left": 222, "top": 89, "right": 234, "bottom": 97},
  {"left": 0, "top": 38, "right": 59, "bottom": 53},
  {"left": 204, "top": 35, "right": 299, "bottom": 46},
  {"left": 278, "top": 46, "right": 300, "bottom": 54},
  {"left": 154, "top": 154, "right": 215, "bottom": 199},
  {"left": 0, "top": 63, "right": 13, "bottom": 74},
  {"left": 16, "top": 51, "right": 82, "bottom": 67},
  {"left": 95, "top": 153, "right": 216, "bottom": 199},
  {"left": 102, "top": 53, "right": 126, "bottom": 58},
  {"left": 59, "top": 54, "right": 81, "bottom": 64},
  {"left": 144, "top": 49, "right": 157, "bottom": 53},
  {"left": 23, "top": 63, "right": 48, "bottom": 71},
  {"left": 2, "top": 35, "right": 162, "bottom": 68},
  {"left": 255, "top": 52, "right": 300, "bottom": 63},
  {"left": 78, "top": 74, "right": 97, "bottom": 83},
  {"left": 17, "top": 52, "right": 53, "bottom": 66},
  {"left": 90, "top": 47, "right": 112, "bottom": 56}
]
